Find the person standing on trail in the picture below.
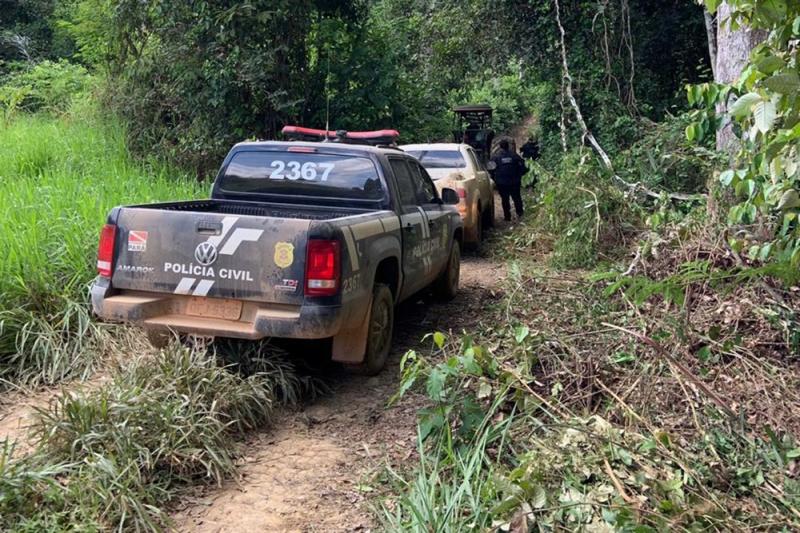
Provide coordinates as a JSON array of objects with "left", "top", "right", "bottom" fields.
[
  {"left": 521, "top": 137, "right": 540, "bottom": 161},
  {"left": 490, "top": 139, "right": 526, "bottom": 221}
]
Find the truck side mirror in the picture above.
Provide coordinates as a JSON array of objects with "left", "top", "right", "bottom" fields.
[{"left": 441, "top": 188, "right": 459, "bottom": 205}]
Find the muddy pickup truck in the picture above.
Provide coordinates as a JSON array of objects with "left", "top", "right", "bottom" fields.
[{"left": 91, "top": 139, "right": 463, "bottom": 374}]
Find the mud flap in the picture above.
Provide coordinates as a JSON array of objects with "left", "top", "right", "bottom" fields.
[{"left": 331, "top": 294, "right": 372, "bottom": 363}]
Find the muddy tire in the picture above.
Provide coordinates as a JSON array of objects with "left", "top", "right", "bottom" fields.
[
  {"left": 468, "top": 212, "right": 483, "bottom": 252},
  {"left": 483, "top": 201, "right": 495, "bottom": 229},
  {"left": 434, "top": 240, "right": 460, "bottom": 301},
  {"left": 345, "top": 284, "right": 394, "bottom": 376}
]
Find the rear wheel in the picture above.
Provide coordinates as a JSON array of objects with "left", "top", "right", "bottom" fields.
[
  {"left": 345, "top": 284, "right": 394, "bottom": 376},
  {"left": 434, "top": 240, "right": 461, "bottom": 301},
  {"left": 470, "top": 211, "right": 484, "bottom": 252}
]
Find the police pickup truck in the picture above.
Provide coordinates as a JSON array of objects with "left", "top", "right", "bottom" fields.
[{"left": 91, "top": 131, "right": 463, "bottom": 375}]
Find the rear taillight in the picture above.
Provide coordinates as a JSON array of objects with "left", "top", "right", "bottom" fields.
[
  {"left": 97, "top": 224, "right": 117, "bottom": 278},
  {"left": 305, "top": 239, "right": 340, "bottom": 296},
  {"left": 457, "top": 188, "right": 467, "bottom": 199}
]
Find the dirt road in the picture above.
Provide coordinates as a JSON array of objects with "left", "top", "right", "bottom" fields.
[{"left": 172, "top": 254, "right": 506, "bottom": 532}]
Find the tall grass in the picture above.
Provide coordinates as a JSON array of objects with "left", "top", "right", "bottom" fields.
[
  {"left": 0, "top": 104, "right": 203, "bottom": 384},
  {"left": 0, "top": 345, "right": 306, "bottom": 531}
]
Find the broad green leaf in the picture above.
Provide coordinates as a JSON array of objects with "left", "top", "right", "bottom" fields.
[
  {"left": 697, "top": 346, "right": 711, "bottom": 362},
  {"left": 514, "top": 325, "right": 530, "bottom": 344},
  {"left": 758, "top": 243, "right": 773, "bottom": 261},
  {"left": 418, "top": 409, "right": 445, "bottom": 440},
  {"left": 764, "top": 72, "right": 800, "bottom": 94},
  {"left": 531, "top": 485, "right": 547, "bottom": 509},
  {"left": 426, "top": 366, "right": 446, "bottom": 400},
  {"left": 685, "top": 124, "right": 696, "bottom": 142},
  {"left": 745, "top": 203, "right": 757, "bottom": 223},
  {"left": 719, "top": 170, "right": 735, "bottom": 186},
  {"left": 756, "top": 55, "right": 785, "bottom": 75},
  {"left": 433, "top": 331, "right": 446, "bottom": 349},
  {"left": 704, "top": 0, "right": 721, "bottom": 13},
  {"left": 778, "top": 189, "right": 800, "bottom": 210},
  {"left": 476, "top": 379, "right": 493, "bottom": 399},
  {"left": 754, "top": 99, "right": 778, "bottom": 133},
  {"left": 729, "top": 92, "right": 762, "bottom": 118},
  {"left": 760, "top": 0, "right": 788, "bottom": 24},
  {"left": 770, "top": 157, "right": 784, "bottom": 183}
]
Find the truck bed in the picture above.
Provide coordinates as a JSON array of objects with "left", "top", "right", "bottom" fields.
[{"left": 130, "top": 199, "right": 370, "bottom": 221}]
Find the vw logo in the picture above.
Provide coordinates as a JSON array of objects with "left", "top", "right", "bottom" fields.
[{"left": 194, "top": 242, "right": 218, "bottom": 266}]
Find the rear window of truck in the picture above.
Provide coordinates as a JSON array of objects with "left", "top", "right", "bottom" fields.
[
  {"left": 219, "top": 151, "right": 384, "bottom": 201},
  {"left": 405, "top": 150, "right": 467, "bottom": 169}
]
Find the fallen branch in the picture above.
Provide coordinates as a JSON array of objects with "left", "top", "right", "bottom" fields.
[
  {"left": 553, "top": 0, "right": 703, "bottom": 203},
  {"left": 601, "top": 322, "right": 737, "bottom": 419}
]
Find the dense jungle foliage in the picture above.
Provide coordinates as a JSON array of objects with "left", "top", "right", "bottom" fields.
[{"left": 3, "top": 0, "right": 710, "bottom": 170}]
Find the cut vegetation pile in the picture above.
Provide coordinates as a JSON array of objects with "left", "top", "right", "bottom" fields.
[
  {"left": 384, "top": 219, "right": 800, "bottom": 531},
  {"left": 0, "top": 107, "right": 202, "bottom": 384},
  {"left": 0, "top": 344, "right": 307, "bottom": 531}
]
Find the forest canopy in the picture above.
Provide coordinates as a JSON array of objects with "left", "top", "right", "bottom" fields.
[{"left": 2, "top": 0, "right": 711, "bottom": 171}]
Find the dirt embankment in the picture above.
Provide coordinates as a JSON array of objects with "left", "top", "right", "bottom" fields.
[{"left": 172, "top": 255, "right": 506, "bottom": 532}]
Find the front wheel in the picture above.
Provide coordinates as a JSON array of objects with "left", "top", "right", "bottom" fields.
[
  {"left": 345, "top": 284, "right": 394, "bottom": 376},
  {"left": 434, "top": 240, "right": 461, "bottom": 301}
]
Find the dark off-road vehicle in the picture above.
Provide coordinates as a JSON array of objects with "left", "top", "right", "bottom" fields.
[{"left": 91, "top": 134, "right": 463, "bottom": 375}]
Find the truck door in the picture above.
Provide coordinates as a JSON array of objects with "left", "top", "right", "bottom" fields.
[
  {"left": 389, "top": 157, "right": 430, "bottom": 298},
  {"left": 408, "top": 161, "right": 450, "bottom": 279},
  {"left": 466, "top": 146, "right": 492, "bottom": 198}
]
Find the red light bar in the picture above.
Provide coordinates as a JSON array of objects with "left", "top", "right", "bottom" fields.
[
  {"left": 283, "top": 126, "right": 337, "bottom": 139},
  {"left": 287, "top": 146, "right": 317, "bottom": 153},
  {"left": 281, "top": 125, "right": 400, "bottom": 146}
]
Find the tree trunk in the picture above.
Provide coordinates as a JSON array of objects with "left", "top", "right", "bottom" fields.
[{"left": 715, "top": 2, "right": 765, "bottom": 153}]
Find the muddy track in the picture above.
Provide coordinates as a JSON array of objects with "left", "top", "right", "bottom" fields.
[{"left": 172, "top": 253, "right": 506, "bottom": 533}]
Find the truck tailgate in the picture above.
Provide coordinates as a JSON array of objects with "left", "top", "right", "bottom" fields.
[{"left": 111, "top": 208, "right": 309, "bottom": 305}]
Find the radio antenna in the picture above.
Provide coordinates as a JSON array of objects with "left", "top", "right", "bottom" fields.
[{"left": 324, "top": 50, "right": 331, "bottom": 140}]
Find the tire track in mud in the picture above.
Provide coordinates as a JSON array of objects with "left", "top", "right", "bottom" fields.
[{"left": 171, "top": 254, "right": 507, "bottom": 533}]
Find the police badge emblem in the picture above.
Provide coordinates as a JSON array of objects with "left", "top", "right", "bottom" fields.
[{"left": 274, "top": 242, "right": 294, "bottom": 268}]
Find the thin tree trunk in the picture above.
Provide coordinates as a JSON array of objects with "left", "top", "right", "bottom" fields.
[{"left": 715, "top": 2, "right": 765, "bottom": 154}]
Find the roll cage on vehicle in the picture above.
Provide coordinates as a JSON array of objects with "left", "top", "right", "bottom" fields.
[{"left": 452, "top": 104, "right": 494, "bottom": 164}]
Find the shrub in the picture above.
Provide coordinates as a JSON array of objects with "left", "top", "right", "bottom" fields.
[
  {"left": 0, "top": 60, "right": 93, "bottom": 115},
  {"left": 0, "top": 345, "right": 306, "bottom": 531}
]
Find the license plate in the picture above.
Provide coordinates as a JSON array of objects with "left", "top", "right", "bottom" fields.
[{"left": 185, "top": 297, "right": 242, "bottom": 320}]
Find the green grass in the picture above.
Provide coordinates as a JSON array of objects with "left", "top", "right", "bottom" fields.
[
  {"left": 0, "top": 105, "right": 203, "bottom": 384},
  {"left": 0, "top": 344, "right": 308, "bottom": 532}
]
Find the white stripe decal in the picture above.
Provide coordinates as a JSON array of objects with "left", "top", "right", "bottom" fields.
[
  {"left": 220, "top": 228, "right": 264, "bottom": 255},
  {"left": 205, "top": 216, "right": 238, "bottom": 247},
  {"left": 415, "top": 207, "right": 430, "bottom": 238},
  {"left": 174, "top": 277, "right": 196, "bottom": 295},
  {"left": 343, "top": 227, "right": 360, "bottom": 272},
  {"left": 192, "top": 279, "right": 214, "bottom": 297},
  {"left": 350, "top": 219, "right": 384, "bottom": 241},
  {"left": 381, "top": 216, "right": 401, "bottom": 232}
]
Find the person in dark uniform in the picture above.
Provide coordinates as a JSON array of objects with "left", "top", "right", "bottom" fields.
[
  {"left": 520, "top": 138, "right": 540, "bottom": 160},
  {"left": 490, "top": 140, "right": 526, "bottom": 221}
]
